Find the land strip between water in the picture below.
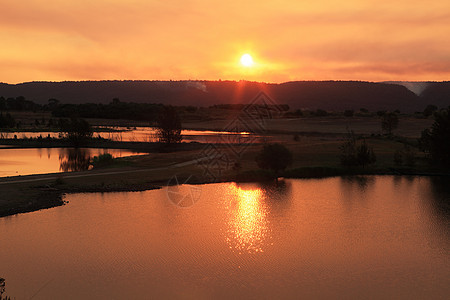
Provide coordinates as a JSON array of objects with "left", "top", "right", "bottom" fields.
[{"left": 1, "top": 134, "right": 449, "bottom": 218}]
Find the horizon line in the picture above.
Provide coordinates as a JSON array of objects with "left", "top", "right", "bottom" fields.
[{"left": 1, "top": 79, "right": 449, "bottom": 85}]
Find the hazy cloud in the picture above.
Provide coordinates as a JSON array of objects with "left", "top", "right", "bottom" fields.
[{"left": 0, "top": 0, "right": 449, "bottom": 83}]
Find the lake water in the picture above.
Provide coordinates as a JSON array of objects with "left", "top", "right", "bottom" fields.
[
  {"left": 0, "top": 127, "right": 259, "bottom": 143},
  {"left": 0, "top": 176, "right": 449, "bottom": 299},
  {"left": 0, "top": 148, "right": 144, "bottom": 177}
]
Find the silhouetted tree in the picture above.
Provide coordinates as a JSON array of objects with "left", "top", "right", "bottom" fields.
[
  {"left": 356, "top": 140, "right": 377, "bottom": 168},
  {"left": 340, "top": 130, "right": 357, "bottom": 166},
  {"left": 315, "top": 109, "right": 328, "bottom": 117},
  {"left": 0, "top": 97, "right": 6, "bottom": 111},
  {"left": 394, "top": 150, "right": 403, "bottom": 166},
  {"left": 0, "top": 113, "right": 15, "bottom": 128},
  {"left": 256, "top": 143, "right": 293, "bottom": 175},
  {"left": 48, "top": 98, "right": 60, "bottom": 110},
  {"left": 340, "top": 131, "right": 376, "bottom": 167},
  {"left": 61, "top": 118, "right": 93, "bottom": 146},
  {"left": 360, "top": 108, "right": 369, "bottom": 113},
  {"left": 344, "top": 110, "right": 354, "bottom": 117},
  {"left": 156, "top": 106, "right": 182, "bottom": 144},
  {"left": 376, "top": 110, "right": 387, "bottom": 117},
  {"left": 91, "top": 153, "right": 114, "bottom": 168},
  {"left": 423, "top": 104, "right": 438, "bottom": 117},
  {"left": 381, "top": 112, "right": 399, "bottom": 135},
  {"left": 395, "top": 144, "right": 416, "bottom": 167},
  {"left": 294, "top": 109, "right": 303, "bottom": 116},
  {"left": 419, "top": 106, "right": 450, "bottom": 166}
]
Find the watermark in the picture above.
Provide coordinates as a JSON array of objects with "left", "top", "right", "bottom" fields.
[
  {"left": 166, "top": 91, "right": 282, "bottom": 207},
  {"left": 166, "top": 174, "right": 202, "bottom": 207}
]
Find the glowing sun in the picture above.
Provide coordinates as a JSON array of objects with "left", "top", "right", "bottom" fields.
[{"left": 240, "top": 54, "right": 254, "bottom": 67}]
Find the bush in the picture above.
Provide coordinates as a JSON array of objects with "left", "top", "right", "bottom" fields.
[
  {"left": 419, "top": 106, "right": 450, "bottom": 166},
  {"left": 0, "top": 113, "right": 15, "bottom": 128},
  {"left": 394, "top": 150, "right": 403, "bottom": 166},
  {"left": 315, "top": 109, "right": 328, "bottom": 117},
  {"left": 356, "top": 140, "right": 377, "bottom": 168},
  {"left": 60, "top": 118, "right": 93, "bottom": 146},
  {"left": 376, "top": 110, "right": 387, "bottom": 117},
  {"left": 340, "top": 131, "right": 376, "bottom": 167},
  {"left": 156, "top": 106, "right": 182, "bottom": 144},
  {"left": 423, "top": 104, "right": 438, "bottom": 117},
  {"left": 360, "top": 108, "right": 369, "bottom": 113},
  {"left": 381, "top": 112, "right": 399, "bottom": 135},
  {"left": 344, "top": 110, "right": 354, "bottom": 117},
  {"left": 91, "top": 153, "right": 114, "bottom": 168},
  {"left": 256, "top": 143, "right": 293, "bottom": 175}
]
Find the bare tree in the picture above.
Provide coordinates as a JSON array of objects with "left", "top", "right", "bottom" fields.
[
  {"left": 381, "top": 112, "right": 399, "bottom": 135},
  {"left": 156, "top": 106, "right": 182, "bottom": 144}
]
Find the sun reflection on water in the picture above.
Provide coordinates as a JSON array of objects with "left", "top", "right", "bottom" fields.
[{"left": 225, "top": 183, "right": 271, "bottom": 254}]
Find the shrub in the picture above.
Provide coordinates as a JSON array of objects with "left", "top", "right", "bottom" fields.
[
  {"left": 394, "top": 150, "right": 403, "bottom": 166},
  {"left": 256, "top": 143, "right": 293, "bottom": 175},
  {"left": 91, "top": 153, "right": 114, "bottom": 168},
  {"left": 156, "top": 106, "right": 182, "bottom": 144},
  {"left": 340, "top": 131, "right": 376, "bottom": 167},
  {"left": 419, "top": 106, "right": 450, "bottom": 166},
  {"left": 315, "top": 109, "right": 328, "bottom": 117},
  {"left": 381, "top": 112, "right": 399, "bottom": 135},
  {"left": 344, "top": 110, "right": 354, "bottom": 117},
  {"left": 60, "top": 118, "right": 93, "bottom": 146},
  {"left": 423, "top": 104, "right": 438, "bottom": 117}
]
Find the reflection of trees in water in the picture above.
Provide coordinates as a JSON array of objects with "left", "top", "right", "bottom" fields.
[
  {"left": 59, "top": 148, "right": 92, "bottom": 172},
  {"left": 427, "top": 177, "right": 450, "bottom": 225},
  {"left": 341, "top": 176, "right": 375, "bottom": 192},
  {"left": 339, "top": 176, "right": 376, "bottom": 209}
]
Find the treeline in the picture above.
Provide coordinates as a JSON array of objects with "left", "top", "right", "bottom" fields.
[
  {"left": 0, "top": 113, "right": 16, "bottom": 128},
  {"left": 210, "top": 104, "right": 290, "bottom": 111},
  {"left": 0, "top": 96, "right": 42, "bottom": 111},
  {"left": 52, "top": 99, "right": 164, "bottom": 121},
  {"left": 0, "top": 94, "right": 445, "bottom": 124}
]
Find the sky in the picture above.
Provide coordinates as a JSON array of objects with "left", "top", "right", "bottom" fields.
[{"left": 0, "top": 0, "right": 449, "bottom": 84}]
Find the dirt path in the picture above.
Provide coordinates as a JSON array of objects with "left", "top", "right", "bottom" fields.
[{"left": 0, "top": 157, "right": 207, "bottom": 185}]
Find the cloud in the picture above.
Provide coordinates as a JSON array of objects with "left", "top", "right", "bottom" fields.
[{"left": 0, "top": 0, "right": 449, "bottom": 83}]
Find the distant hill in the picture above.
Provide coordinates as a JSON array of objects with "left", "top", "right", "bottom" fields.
[{"left": 0, "top": 80, "right": 449, "bottom": 112}]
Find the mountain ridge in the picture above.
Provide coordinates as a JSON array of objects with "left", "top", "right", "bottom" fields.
[{"left": 1, "top": 80, "right": 449, "bottom": 112}]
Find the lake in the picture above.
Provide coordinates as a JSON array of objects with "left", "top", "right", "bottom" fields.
[
  {"left": 0, "top": 148, "right": 144, "bottom": 177},
  {"left": 0, "top": 127, "right": 260, "bottom": 143},
  {"left": 0, "top": 176, "right": 449, "bottom": 299}
]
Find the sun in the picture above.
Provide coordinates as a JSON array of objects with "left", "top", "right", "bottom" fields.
[{"left": 240, "top": 54, "right": 254, "bottom": 67}]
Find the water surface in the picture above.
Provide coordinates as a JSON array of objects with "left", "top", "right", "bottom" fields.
[
  {"left": 0, "top": 176, "right": 449, "bottom": 299},
  {"left": 0, "top": 127, "right": 258, "bottom": 143},
  {"left": 0, "top": 148, "right": 144, "bottom": 177}
]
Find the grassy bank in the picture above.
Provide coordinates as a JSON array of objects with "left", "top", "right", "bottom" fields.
[
  {"left": 1, "top": 132, "right": 448, "bottom": 218},
  {"left": 1, "top": 162, "right": 448, "bottom": 219},
  {"left": 0, "top": 137, "right": 205, "bottom": 152}
]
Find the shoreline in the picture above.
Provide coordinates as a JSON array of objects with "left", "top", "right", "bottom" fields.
[
  {"left": 1, "top": 133, "right": 448, "bottom": 218},
  {"left": 0, "top": 138, "right": 206, "bottom": 151},
  {"left": 1, "top": 166, "right": 448, "bottom": 219}
]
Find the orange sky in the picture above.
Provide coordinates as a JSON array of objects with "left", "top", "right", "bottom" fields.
[{"left": 1, "top": 0, "right": 449, "bottom": 83}]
